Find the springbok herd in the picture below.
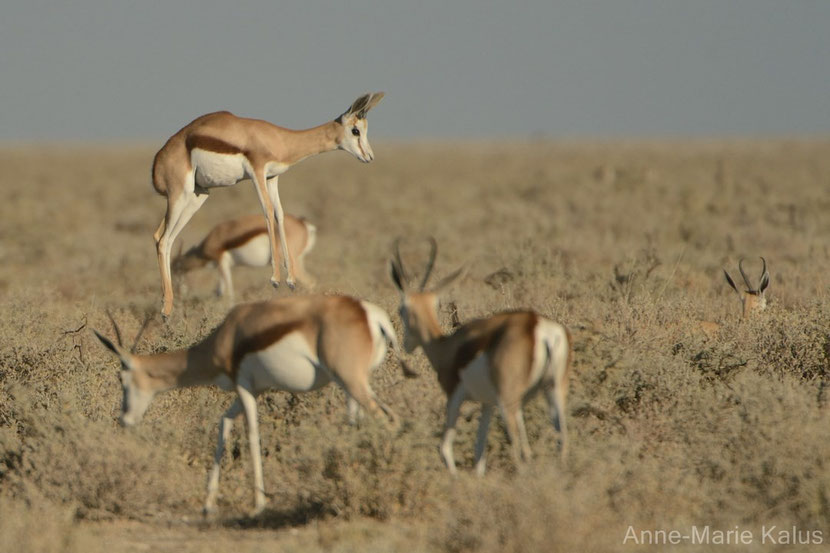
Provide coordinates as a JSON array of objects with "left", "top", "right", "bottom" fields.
[{"left": 93, "top": 92, "right": 770, "bottom": 515}]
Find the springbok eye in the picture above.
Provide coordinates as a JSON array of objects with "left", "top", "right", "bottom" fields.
[{"left": 351, "top": 127, "right": 360, "bottom": 136}]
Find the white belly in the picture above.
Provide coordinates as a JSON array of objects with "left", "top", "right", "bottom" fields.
[
  {"left": 191, "top": 149, "right": 248, "bottom": 188},
  {"left": 230, "top": 234, "right": 272, "bottom": 267},
  {"left": 237, "top": 332, "right": 331, "bottom": 394},
  {"left": 460, "top": 354, "right": 500, "bottom": 405}
]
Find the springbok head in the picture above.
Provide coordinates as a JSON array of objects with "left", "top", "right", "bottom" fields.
[
  {"left": 93, "top": 312, "right": 155, "bottom": 427},
  {"left": 336, "top": 92, "right": 385, "bottom": 163},
  {"left": 171, "top": 242, "right": 207, "bottom": 274},
  {"left": 388, "top": 238, "right": 464, "bottom": 353},
  {"left": 723, "top": 257, "right": 770, "bottom": 318}
]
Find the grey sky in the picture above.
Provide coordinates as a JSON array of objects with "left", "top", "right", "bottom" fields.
[{"left": 2, "top": 1, "right": 829, "bottom": 141}]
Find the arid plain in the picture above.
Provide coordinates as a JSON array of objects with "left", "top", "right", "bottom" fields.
[{"left": 1, "top": 139, "right": 829, "bottom": 552}]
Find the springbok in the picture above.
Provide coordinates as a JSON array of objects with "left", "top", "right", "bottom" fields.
[
  {"left": 173, "top": 213, "right": 316, "bottom": 301},
  {"left": 723, "top": 257, "right": 770, "bottom": 317},
  {"left": 698, "top": 257, "right": 770, "bottom": 338},
  {"left": 388, "top": 239, "right": 572, "bottom": 475},
  {"left": 152, "top": 92, "right": 384, "bottom": 318},
  {"left": 93, "top": 294, "right": 413, "bottom": 515}
]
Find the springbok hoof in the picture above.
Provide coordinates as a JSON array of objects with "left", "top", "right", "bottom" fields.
[
  {"left": 286, "top": 279, "right": 296, "bottom": 291},
  {"left": 270, "top": 277, "right": 280, "bottom": 289}
]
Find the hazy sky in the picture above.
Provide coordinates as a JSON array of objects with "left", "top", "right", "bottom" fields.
[{"left": 2, "top": 1, "right": 829, "bottom": 141}]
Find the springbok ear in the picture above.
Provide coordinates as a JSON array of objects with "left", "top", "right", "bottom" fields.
[
  {"left": 432, "top": 266, "right": 466, "bottom": 294},
  {"left": 93, "top": 329, "right": 130, "bottom": 369},
  {"left": 362, "top": 92, "right": 385, "bottom": 114},
  {"left": 93, "top": 329, "right": 119, "bottom": 354},
  {"left": 723, "top": 269, "right": 740, "bottom": 295},
  {"left": 346, "top": 93, "right": 371, "bottom": 117},
  {"left": 346, "top": 92, "right": 384, "bottom": 119},
  {"left": 758, "top": 257, "right": 770, "bottom": 294},
  {"left": 759, "top": 270, "right": 770, "bottom": 294}
]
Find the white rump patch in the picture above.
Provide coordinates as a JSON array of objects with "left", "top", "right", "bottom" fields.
[
  {"left": 534, "top": 319, "right": 569, "bottom": 383},
  {"left": 359, "top": 300, "right": 392, "bottom": 370}
]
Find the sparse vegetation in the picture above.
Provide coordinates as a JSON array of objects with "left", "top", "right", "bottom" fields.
[{"left": 1, "top": 140, "right": 829, "bottom": 551}]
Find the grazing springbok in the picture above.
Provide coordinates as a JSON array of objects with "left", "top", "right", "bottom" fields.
[
  {"left": 152, "top": 92, "right": 384, "bottom": 318},
  {"left": 93, "top": 294, "right": 413, "bottom": 515},
  {"left": 173, "top": 213, "right": 316, "bottom": 301},
  {"left": 699, "top": 257, "right": 770, "bottom": 338},
  {"left": 388, "top": 239, "right": 572, "bottom": 475}
]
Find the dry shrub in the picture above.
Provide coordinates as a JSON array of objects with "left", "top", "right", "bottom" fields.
[
  {"left": 436, "top": 468, "right": 615, "bottom": 553},
  {"left": 753, "top": 305, "right": 830, "bottom": 380},
  {"left": 315, "top": 423, "right": 438, "bottom": 520},
  {"left": 0, "top": 383, "right": 201, "bottom": 520},
  {"left": 0, "top": 492, "right": 105, "bottom": 553},
  {"left": 670, "top": 302, "right": 830, "bottom": 383},
  {"left": 2, "top": 141, "right": 830, "bottom": 550},
  {"left": 209, "top": 406, "right": 444, "bottom": 526}
]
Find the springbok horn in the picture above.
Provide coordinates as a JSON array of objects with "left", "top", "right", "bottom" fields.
[
  {"left": 130, "top": 310, "right": 154, "bottom": 354},
  {"left": 105, "top": 309, "right": 124, "bottom": 348},
  {"left": 419, "top": 237, "right": 438, "bottom": 291},
  {"left": 738, "top": 258, "right": 754, "bottom": 292},
  {"left": 392, "top": 237, "right": 409, "bottom": 288}
]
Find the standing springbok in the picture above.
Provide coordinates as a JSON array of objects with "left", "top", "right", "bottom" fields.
[
  {"left": 388, "top": 239, "right": 572, "bottom": 475},
  {"left": 93, "top": 294, "right": 412, "bottom": 515},
  {"left": 173, "top": 213, "right": 316, "bottom": 301},
  {"left": 152, "top": 92, "right": 384, "bottom": 318}
]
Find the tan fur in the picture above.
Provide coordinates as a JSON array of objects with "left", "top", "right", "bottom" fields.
[
  {"left": 152, "top": 93, "right": 384, "bottom": 318},
  {"left": 95, "top": 293, "right": 401, "bottom": 514},
  {"left": 699, "top": 258, "right": 770, "bottom": 337},
  {"left": 390, "top": 243, "right": 570, "bottom": 474},
  {"left": 127, "top": 296, "right": 375, "bottom": 389},
  {"left": 173, "top": 214, "right": 315, "bottom": 290},
  {"left": 741, "top": 292, "right": 766, "bottom": 318}
]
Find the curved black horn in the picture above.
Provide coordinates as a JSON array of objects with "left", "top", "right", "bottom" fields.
[
  {"left": 738, "top": 258, "right": 754, "bottom": 292},
  {"left": 392, "top": 237, "right": 408, "bottom": 285},
  {"left": 758, "top": 256, "right": 770, "bottom": 293},
  {"left": 419, "top": 237, "right": 438, "bottom": 291},
  {"left": 105, "top": 309, "right": 124, "bottom": 348},
  {"left": 130, "top": 310, "right": 154, "bottom": 354}
]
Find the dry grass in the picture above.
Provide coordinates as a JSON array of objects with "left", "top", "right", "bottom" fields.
[{"left": 1, "top": 139, "right": 830, "bottom": 551}]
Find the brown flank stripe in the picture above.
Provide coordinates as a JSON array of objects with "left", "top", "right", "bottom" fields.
[
  {"left": 232, "top": 321, "right": 305, "bottom": 373},
  {"left": 186, "top": 134, "right": 245, "bottom": 156},
  {"left": 446, "top": 325, "right": 504, "bottom": 397},
  {"left": 446, "top": 312, "right": 538, "bottom": 397},
  {"left": 223, "top": 227, "right": 267, "bottom": 251}
]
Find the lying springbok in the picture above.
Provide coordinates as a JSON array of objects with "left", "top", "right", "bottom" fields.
[
  {"left": 93, "top": 294, "right": 413, "bottom": 515},
  {"left": 723, "top": 257, "right": 770, "bottom": 317},
  {"left": 173, "top": 213, "right": 316, "bottom": 301},
  {"left": 698, "top": 257, "right": 770, "bottom": 338},
  {"left": 389, "top": 239, "right": 572, "bottom": 475}
]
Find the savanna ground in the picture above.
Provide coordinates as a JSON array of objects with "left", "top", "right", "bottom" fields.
[{"left": 1, "top": 138, "right": 830, "bottom": 552}]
